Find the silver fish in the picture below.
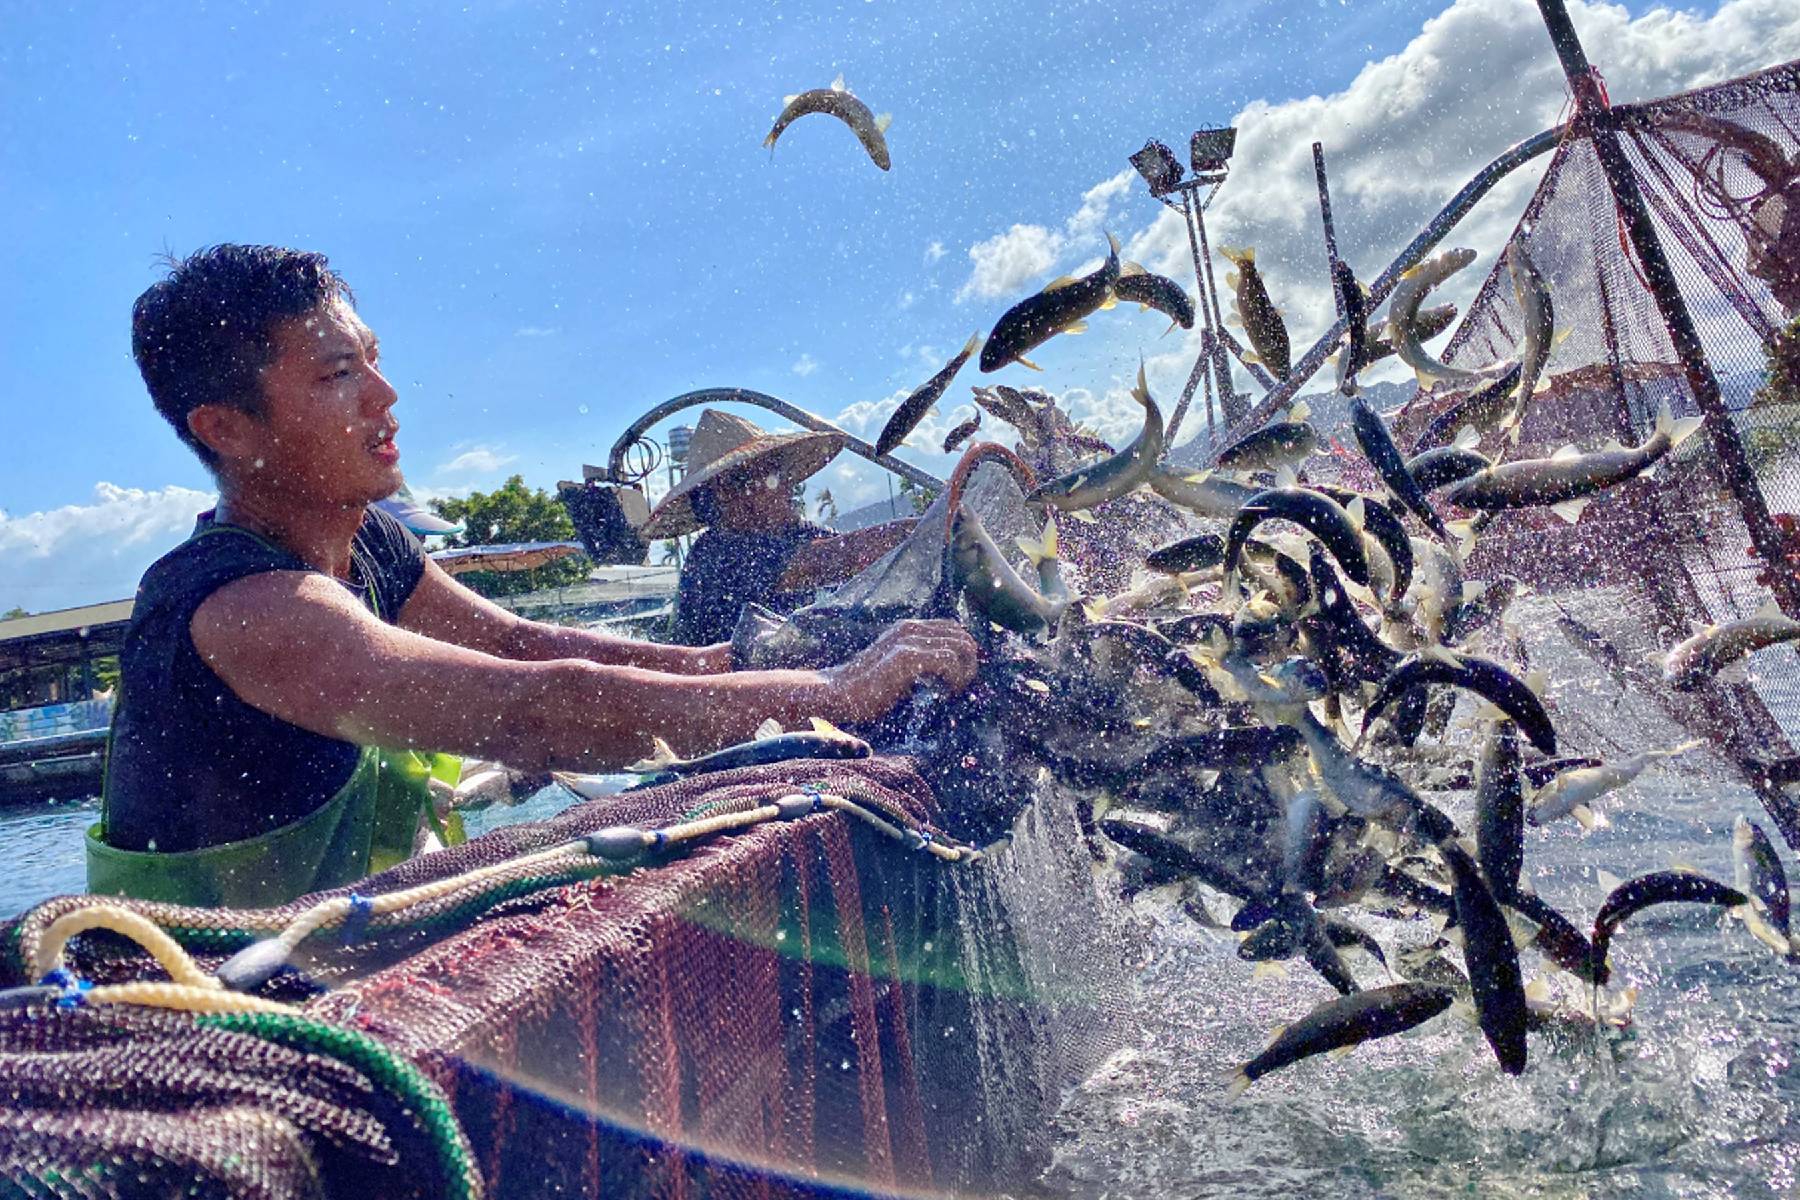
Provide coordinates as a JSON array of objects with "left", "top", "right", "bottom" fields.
[
  {"left": 1216, "top": 401, "right": 1320, "bottom": 474},
  {"left": 1367, "top": 303, "right": 1456, "bottom": 365},
  {"left": 1526, "top": 741, "right": 1700, "bottom": 830},
  {"left": 1444, "top": 401, "right": 1704, "bottom": 524},
  {"left": 1499, "top": 240, "right": 1556, "bottom": 440},
  {"left": 1665, "top": 598, "right": 1800, "bottom": 691},
  {"left": 1148, "top": 467, "right": 1259, "bottom": 520},
  {"left": 763, "top": 74, "right": 893, "bottom": 170},
  {"left": 1027, "top": 362, "right": 1162, "bottom": 512},
  {"left": 1227, "top": 983, "right": 1454, "bottom": 1097},
  {"left": 1387, "top": 248, "right": 1489, "bottom": 388},
  {"left": 950, "top": 503, "right": 1066, "bottom": 634},
  {"left": 876, "top": 332, "right": 981, "bottom": 456},
  {"left": 1732, "top": 814, "right": 1793, "bottom": 955}
]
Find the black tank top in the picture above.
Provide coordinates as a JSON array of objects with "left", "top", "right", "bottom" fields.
[{"left": 102, "top": 506, "right": 425, "bottom": 853}]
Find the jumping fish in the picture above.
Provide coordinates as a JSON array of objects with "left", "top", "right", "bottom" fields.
[
  {"left": 1098, "top": 812, "right": 1263, "bottom": 903},
  {"left": 1443, "top": 577, "right": 1521, "bottom": 645},
  {"left": 1440, "top": 839, "right": 1529, "bottom": 1075},
  {"left": 1366, "top": 303, "right": 1457, "bottom": 365},
  {"left": 1115, "top": 262, "right": 1196, "bottom": 331},
  {"left": 1362, "top": 647, "right": 1557, "bottom": 755},
  {"left": 1287, "top": 708, "right": 1431, "bottom": 826},
  {"left": 1404, "top": 429, "right": 1491, "bottom": 493},
  {"left": 942, "top": 413, "right": 982, "bottom": 454},
  {"left": 763, "top": 75, "right": 893, "bottom": 170},
  {"left": 1332, "top": 260, "right": 1371, "bottom": 396},
  {"left": 1220, "top": 246, "right": 1291, "bottom": 380},
  {"left": 950, "top": 503, "right": 1066, "bottom": 634},
  {"left": 616, "top": 717, "right": 872, "bottom": 785},
  {"left": 1526, "top": 741, "right": 1701, "bottom": 830},
  {"left": 1507, "top": 890, "right": 1600, "bottom": 983},
  {"left": 1349, "top": 396, "right": 1451, "bottom": 541},
  {"left": 1443, "top": 401, "right": 1704, "bottom": 524},
  {"left": 1387, "top": 248, "right": 1490, "bottom": 388},
  {"left": 1148, "top": 468, "right": 1260, "bottom": 520},
  {"left": 1225, "top": 487, "right": 1371, "bottom": 592},
  {"left": 1313, "top": 486, "right": 1413, "bottom": 604},
  {"left": 1733, "top": 815, "right": 1793, "bottom": 955},
  {"left": 1014, "top": 513, "right": 1069, "bottom": 604},
  {"left": 1499, "top": 239, "right": 1557, "bottom": 440},
  {"left": 1590, "top": 870, "right": 1748, "bottom": 985},
  {"left": 1145, "top": 533, "right": 1228, "bottom": 576},
  {"left": 1215, "top": 402, "right": 1320, "bottom": 475},
  {"left": 980, "top": 233, "right": 1122, "bottom": 372},
  {"left": 1027, "top": 361, "right": 1162, "bottom": 511},
  {"left": 876, "top": 332, "right": 981, "bottom": 456},
  {"left": 1226, "top": 983, "right": 1455, "bottom": 1097},
  {"left": 1474, "top": 719, "right": 1525, "bottom": 901},
  {"left": 1664, "top": 598, "right": 1800, "bottom": 692},
  {"left": 1411, "top": 363, "right": 1526, "bottom": 451},
  {"left": 1305, "top": 544, "right": 1404, "bottom": 683}
]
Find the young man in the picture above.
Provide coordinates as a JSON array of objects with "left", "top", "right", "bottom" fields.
[
  {"left": 642, "top": 409, "right": 916, "bottom": 646},
  {"left": 92, "top": 245, "right": 976, "bottom": 907}
]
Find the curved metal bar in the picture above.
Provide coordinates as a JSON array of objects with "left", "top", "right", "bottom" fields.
[
  {"left": 607, "top": 387, "right": 945, "bottom": 492},
  {"left": 1186, "top": 123, "right": 1567, "bottom": 464}
]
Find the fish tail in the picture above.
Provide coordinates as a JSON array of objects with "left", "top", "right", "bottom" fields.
[
  {"left": 1225, "top": 1070, "right": 1253, "bottom": 1100},
  {"left": 626, "top": 736, "right": 680, "bottom": 774},
  {"left": 1656, "top": 399, "right": 1706, "bottom": 449}
]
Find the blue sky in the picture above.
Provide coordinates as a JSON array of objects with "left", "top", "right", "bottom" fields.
[{"left": 2, "top": 0, "right": 1785, "bottom": 610}]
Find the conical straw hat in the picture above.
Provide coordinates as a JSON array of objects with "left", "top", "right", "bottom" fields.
[{"left": 640, "top": 409, "right": 846, "bottom": 539}]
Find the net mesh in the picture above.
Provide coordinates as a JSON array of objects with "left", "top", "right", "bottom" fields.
[
  {"left": 1393, "top": 59, "right": 1800, "bottom": 827},
  {"left": 0, "top": 755, "right": 1125, "bottom": 1199}
]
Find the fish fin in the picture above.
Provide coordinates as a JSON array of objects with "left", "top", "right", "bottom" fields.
[
  {"left": 1120, "top": 260, "right": 1147, "bottom": 276},
  {"left": 875, "top": 112, "right": 893, "bottom": 133},
  {"left": 1597, "top": 869, "right": 1625, "bottom": 892},
  {"left": 1132, "top": 361, "right": 1153, "bottom": 408},
  {"left": 1042, "top": 275, "right": 1077, "bottom": 292},
  {"left": 1016, "top": 355, "right": 1043, "bottom": 372},
  {"left": 1507, "top": 912, "right": 1541, "bottom": 950},
  {"left": 762, "top": 131, "right": 780, "bottom": 150},
  {"left": 1346, "top": 496, "right": 1366, "bottom": 531},
  {"left": 1240, "top": 351, "right": 1260, "bottom": 364},
  {"left": 1184, "top": 470, "right": 1213, "bottom": 484},
  {"left": 1241, "top": 247, "right": 1256, "bottom": 264},
  {"left": 1550, "top": 444, "right": 1581, "bottom": 462},
  {"left": 1225, "top": 1071, "right": 1253, "bottom": 1100},
  {"left": 1524, "top": 975, "right": 1554, "bottom": 1004},
  {"left": 1264, "top": 1021, "right": 1288, "bottom": 1048},
  {"left": 1602, "top": 437, "right": 1625, "bottom": 453},
  {"left": 1225, "top": 271, "right": 1240, "bottom": 290},
  {"left": 1107, "top": 231, "right": 1121, "bottom": 258},
  {"left": 1452, "top": 425, "right": 1481, "bottom": 451},
  {"left": 959, "top": 331, "right": 981, "bottom": 356},
  {"left": 1445, "top": 519, "right": 1479, "bottom": 560},
  {"left": 1670, "top": 416, "right": 1705, "bottom": 448},
  {"left": 1252, "top": 961, "right": 1288, "bottom": 981},
  {"left": 1421, "top": 643, "right": 1460, "bottom": 666},
  {"left": 1534, "top": 376, "right": 1554, "bottom": 395},
  {"left": 809, "top": 717, "right": 850, "bottom": 737},
  {"left": 1755, "top": 597, "right": 1786, "bottom": 620},
  {"left": 830, "top": 73, "right": 846, "bottom": 92},
  {"left": 1162, "top": 320, "right": 1178, "bottom": 337},
  {"left": 1441, "top": 925, "right": 1466, "bottom": 950},
  {"left": 1450, "top": 999, "right": 1479, "bottom": 1027},
  {"left": 1288, "top": 399, "right": 1312, "bottom": 423},
  {"left": 1552, "top": 327, "right": 1573, "bottom": 347},
  {"left": 754, "top": 718, "right": 784, "bottom": 741},
  {"left": 1097, "top": 296, "right": 1118, "bottom": 311},
  {"left": 1069, "top": 508, "right": 1099, "bottom": 524},
  {"left": 1461, "top": 580, "right": 1489, "bottom": 603},
  {"left": 1550, "top": 498, "right": 1590, "bottom": 525},
  {"left": 627, "top": 736, "right": 680, "bottom": 774},
  {"left": 1329, "top": 1044, "right": 1358, "bottom": 1061},
  {"left": 1062, "top": 321, "right": 1088, "bottom": 335},
  {"left": 782, "top": 93, "right": 801, "bottom": 105},
  {"left": 1274, "top": 465, "right": 1300, "bottom": 491},
  {"left": 1571, "top": 804, "right": 1606, "bottom": 832}
]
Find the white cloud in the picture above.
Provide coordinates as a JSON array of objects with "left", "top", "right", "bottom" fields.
[
  {"left": 0, "top": 482, "right": 217, "bottom": 611},
  {"left": 514, "top": 325, "right": 560, "bottom": 338},
  {"left": 792, "top": 352, "right": 819, "bottom": 377},
  {"left": 437, "top": 446, "right": 519, "bottom": 475},
  {"left": 954, "top": 170, "right": 1139, "bottom": 303},
  {"left": 925, "top": 241, "right": 946, "bottom": 263}
]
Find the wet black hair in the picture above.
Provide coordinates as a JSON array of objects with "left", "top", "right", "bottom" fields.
[{"left": 131, "top": 244, "right": 353, "bottom": 465}]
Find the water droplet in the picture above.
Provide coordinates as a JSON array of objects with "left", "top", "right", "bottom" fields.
[{"left": 578, "top": 404, "right": 589, "bottom": 415}]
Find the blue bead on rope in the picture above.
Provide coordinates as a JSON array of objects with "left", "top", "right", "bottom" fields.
[{"left": 340, "top": 892, "right": 375, "bottom": 946}]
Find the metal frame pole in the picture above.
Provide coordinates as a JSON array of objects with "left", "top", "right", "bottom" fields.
[
  {"left": 1189, "top": 196, "right": 1244, "bottom": 426},
  {"left": 1533, "top": 0, "right": 1800, "bottom": 615},
  {"left": 1313, "top": 142, "right": 1345, "bottom": 317}
]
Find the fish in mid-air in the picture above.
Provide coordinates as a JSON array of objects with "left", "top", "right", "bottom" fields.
[
  {"left": 1664, "top": 598, "right": 1800, "bottom": 691},
  {"left": 1732, "top": 815, "right": 1793, "bottom": 955},
  {"left": 1227, "top": 983, "right": 1455, "bottom": 1097},
  {"left": 1220, "top": 246, "right": 1291, "bottom": 380},
  {"left": 980, "top": 234, "right": 1123, "bottom": 372},
  {"left": 1332, "top": 260, "right": 1371, "bottom": 396},
  {"left": 1114, "top": 262, "right": 1195, "bottom": 331},
  {"left": 942, "top": 413, "right": 982, "bottom": 454},
  {"left": 1386, "top": 249, "right": 1490, "bottom": 388},
  {"left": 1499, "top": 238, "right": 1559, "bottom": 440},
  {"left": 1027, "top": 362, "right": 1163, "bottom": 512},
  {"left": 875, "top": 332, "right": 981, "bottom": 456},
  {"left": 763, "top": 74, "right": 893, "bottom": 170}
]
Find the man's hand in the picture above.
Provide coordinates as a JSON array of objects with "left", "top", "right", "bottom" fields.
[{"left": 826, "top": 620, "right": 979, "bottom": 723}]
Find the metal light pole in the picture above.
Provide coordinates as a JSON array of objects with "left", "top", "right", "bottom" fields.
[{"left": 1533, "top": 0, "right": 1800, "bottom": 616}]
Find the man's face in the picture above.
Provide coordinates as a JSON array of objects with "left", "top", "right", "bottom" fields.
[{"left": 236, "top": 299, "right": 401, "bottom": 506}]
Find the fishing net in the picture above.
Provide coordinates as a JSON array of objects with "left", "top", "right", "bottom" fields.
[
  {"left": 0, "top": 754, "right": 1127, "bottom": 1199},
  {"left": 1389, "top": 58, "right": 1800, "bottom": 840}
]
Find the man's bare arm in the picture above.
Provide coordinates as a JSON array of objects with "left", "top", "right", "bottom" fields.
[
  {"left": 399, "top": 558, "right": 731, "bottom": 673},
  {"left": 779, "top": 519, "right": 918, "bottom": 591},
  {"left": 191, "top": 571, "right": 974, "bottom": 772}
]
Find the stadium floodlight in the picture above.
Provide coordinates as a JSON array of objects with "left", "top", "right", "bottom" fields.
[
  {"left": 1190, "top": 127, "right": 1237, "bottom": 176},
  {"left": 1129, "top": 140, "right": 1185, "bottom": 197}
]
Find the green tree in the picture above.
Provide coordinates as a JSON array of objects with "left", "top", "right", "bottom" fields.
[
  {"left": 1747, "top": 314, "right": 1800, "bottom": 475},
  {"left": 427, "top": 475, "right": 591, "bottom": 598},
  {"left": 1, "top": 607, "right": 27, "bottom": 621}
]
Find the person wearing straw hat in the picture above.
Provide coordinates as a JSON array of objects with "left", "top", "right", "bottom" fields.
[
  {"left": 92, "top": 245, "right": 973, "bottom": 907},
  {"left": 645, "top": 409, "right": 916, "bottom": 646}
]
